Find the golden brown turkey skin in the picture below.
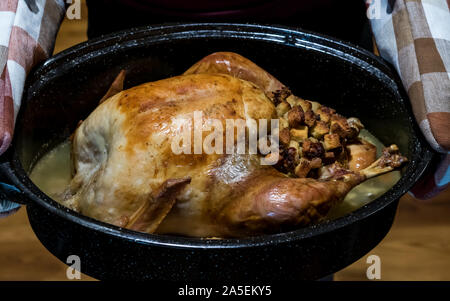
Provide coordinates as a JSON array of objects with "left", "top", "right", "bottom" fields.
[
  {"left": 184, "top": 51, "right": 287, "bottom": 98},
  {"left": 66, "top": 73, "right": 279, "bottom": 236},
  {"left": 346, "top": 139, "right": 377, "bottom": 171},
  {"left": 213, "top": 166, "right": 364, "bottom": 237}
]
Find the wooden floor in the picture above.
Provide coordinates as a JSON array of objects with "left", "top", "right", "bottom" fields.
[{"left": 0, "top": 1, "right": 449, "bottom": 281}]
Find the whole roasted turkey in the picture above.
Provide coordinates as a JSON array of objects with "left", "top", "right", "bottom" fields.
[{"left": 63, "top": 52, "right": 406, "bottom": 238}]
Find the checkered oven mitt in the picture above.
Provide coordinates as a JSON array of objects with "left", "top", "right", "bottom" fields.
[
  {"left": 369, "top": 0, "right": 450, "bottom": 199},
  {"left": 0, "top": 0, "right": 65, "bottom": 215}
]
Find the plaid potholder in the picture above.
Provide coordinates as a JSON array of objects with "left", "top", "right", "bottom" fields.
[
  {"left": 0, "top": 0, "right": 65, "bottom": 154},
  {"left": 369, "top": 0, "right": 449, "bottom": 198},
  {"left": 0, "top": 0, "right": 65, "bottom": 216}
]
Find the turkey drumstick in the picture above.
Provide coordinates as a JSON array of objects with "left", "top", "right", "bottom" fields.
[{"left": 215, "top": 144, "right": 406, "bottom": 237}]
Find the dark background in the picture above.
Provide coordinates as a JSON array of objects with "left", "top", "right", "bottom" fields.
[{"left": 86, "top": 0, "right": 372, "bottom": 50}]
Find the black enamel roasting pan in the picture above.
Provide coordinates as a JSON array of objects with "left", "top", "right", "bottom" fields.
[{"left": 0, "top": 23, "right": 434, "bottom": 280}]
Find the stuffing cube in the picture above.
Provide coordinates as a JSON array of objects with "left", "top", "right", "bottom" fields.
[
  {"left": 316, "top": 106, "right": 336, "bottom": 123},
  {"left": 304, "top": 110, "right": 317, "bottom": 128},
  {"left": 331, "top": 115, "right": 358, "bottom": 139},
  {"left": 311, "top": 121, "right": 329, "bottom": 139},
  {"left": 279, "top": 128, "right": 291, "bottom": 145},
  {"left": 271, "top": 87, "right": 291, "bottom": 105},
  {"left": 276, "top": 101, "right": 291, "bottom": 117},
  {"left": 286, "top": 96, "right": 311, "bottom": 111},
  {"left": 288, "top": 140, "right": 300, "bottom": 152},
  {"left": 290, "top": 126, "right": 309, "bottom": 142},
  {"left": 323, "top": 133, "right": 341, "bottom": 150},
  {"left": 286, "top": 95, "right": 300, "bottom": 108},
  {"left": 288, "top": 105, "right": 305, "bottom": 128},
  {"left": 279, "top": 117, "right": 289, "bottom": 130},
  {"left": 310, "top": 101, "right": 322, "bottom": 113},
  {"left": 295, "top": 158, "right": 311, "bottom": 178},
  {"left": 298, "top": 99, "right": 312, "bottom": 112},
  {"left": 302, "top": 139, "right": 325, "bottom": 159}
]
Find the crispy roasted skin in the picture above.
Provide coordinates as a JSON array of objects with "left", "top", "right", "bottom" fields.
[
  {"left": 184, "top": 51, "right": 286, "bottom": 98},
  {"left": 65, "top": 52, "right": 406, "bottom": 238},
  {"left": 346, "top": 139, "right": 377, "bottom": 171},
  {"left": 67, "top": 73, "right": 279, "bottom": 237}
]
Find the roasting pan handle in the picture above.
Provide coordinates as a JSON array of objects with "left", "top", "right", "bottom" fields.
[
  {"left": 0, "top": 150, "right": 27, "bottom": 217},
  {"left": 0, "top": 182, "right": 22, "bottom": 217}
]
